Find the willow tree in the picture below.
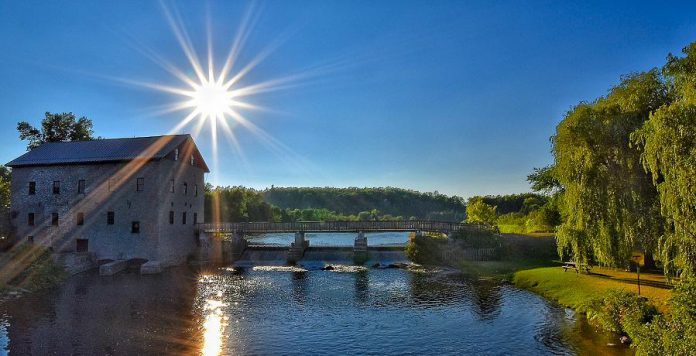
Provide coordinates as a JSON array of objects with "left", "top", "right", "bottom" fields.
[
  {"left": 633, "top": 43, "right": 696, "bottom": 276},
  {"left": 552, "top": 70, "right": 667, "bottom": 267}
]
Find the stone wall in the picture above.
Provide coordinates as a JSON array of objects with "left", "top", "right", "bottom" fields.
[{"left": 10, "top": 151, "right": 205, "bottom": 266}]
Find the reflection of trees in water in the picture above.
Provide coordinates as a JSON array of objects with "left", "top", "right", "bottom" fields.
[
  {"left": 3, "top": 267, "right": 200, "bottom": 355},
  {"left": 469, "top": 279, "right": 502, "bottom": 320},
  {"left": 408, "top": 272, "right": 502, "bottom": 319},
  {"left": 291, "top": 271, "right": 308, "bottom": 305},
  {"left": 354, "top": 270, "right": 369, "bottom": 304}
]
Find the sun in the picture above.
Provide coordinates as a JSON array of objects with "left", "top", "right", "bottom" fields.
[{"left": 190, "top": 80, "right": 235, "bottom": 120}]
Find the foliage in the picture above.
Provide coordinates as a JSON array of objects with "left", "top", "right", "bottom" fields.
[
  {"left": 205, "top": 186, "right": 277, "bottom": 223},
  {"left": 17, "top": 112, "right": 95, "bottom": 150},
  {"left": 527, "top": 165, "right": 563, "bottom": 194},
  {"left": 632, "top": 43, "right": 696, "bottom": 277},
  {"left": 405, "top": 233, "right": 446, "bottom": 264},
  {"left": 1, "top": 245, "right": 67, "bottom": 291},
  {"left": 477, "top": 193, "right": 548, "bottom": 215},
  {"left": 0, "top": 165, "right": 11, "bottom": 250},
  {"left": 465, "top": 197, "right": 497, "bottom": 225},
  {"left": 450, "top": 228, "right": 501, "bottom": 249},
  {"left": 264, "top": 186, "right": 466, "bottom": 222},
  {"left": 585, "top": 289, "right": 658, "bottom": 335},
  {"left": 627, "top": 279, "right": 696, "bottom": 355},
  {"left": 552, "top": 70, "right": 667, "bottom": 267}
]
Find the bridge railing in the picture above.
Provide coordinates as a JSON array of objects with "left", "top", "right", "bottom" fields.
[{"left": 197, "top": 220, "right": 494, "bottom": 234}]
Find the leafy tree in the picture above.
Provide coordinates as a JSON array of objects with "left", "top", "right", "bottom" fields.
[
  {"left": 465, "top": 197, "right": 497, "bottom": 225},
  {"left": 17, "top": 112, "right": 95, "bottom": 150},
  {"left": 527, "top": 165, "right": 563, "bottom": 194},
  {"left": 633, "top": 43, "right": 696, "bottom": 276},
  {"left": 552, "top": 70, "right": 667, "bottom": 267}
]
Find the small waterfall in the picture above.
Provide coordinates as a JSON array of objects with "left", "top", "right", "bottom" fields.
[{"left": 235, "top": 246, "right": 408, "bottom": 268}]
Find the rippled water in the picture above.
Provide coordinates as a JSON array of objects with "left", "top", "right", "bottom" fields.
[{"left": 0, "top": 263, "right": 630, "bottom": 355}]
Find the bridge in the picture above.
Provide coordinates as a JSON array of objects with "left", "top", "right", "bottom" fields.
[
  {"left": 196, "top": 220, "right": 493, "bottom": 265},
  {"left": 197, "top": 220, "right": 490, "bottom": 234}
]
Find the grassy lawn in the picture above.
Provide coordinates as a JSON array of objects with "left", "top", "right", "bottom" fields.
[{"left": 513, "top": 267, "right": 672, "bottom": 313}]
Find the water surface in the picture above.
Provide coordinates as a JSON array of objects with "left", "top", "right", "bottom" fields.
[{"left": 0, "top": 263, "right": 630, "bottom": 355}]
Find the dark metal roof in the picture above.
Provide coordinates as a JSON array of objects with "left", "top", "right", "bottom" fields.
[{"left": 7, "top": 134, "right": 209, "bottom": 172}]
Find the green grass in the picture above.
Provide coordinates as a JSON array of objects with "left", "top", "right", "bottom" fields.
[
  {"left": 513, "top": 267, "right": 672, "bottom": 313},
  {"left": 460, "top": 259, "right": 558, "bottom": 280}
]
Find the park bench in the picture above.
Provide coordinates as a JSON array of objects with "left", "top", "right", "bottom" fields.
[{"left": 562, "top": 261, "right": 592, "bottom": 273}]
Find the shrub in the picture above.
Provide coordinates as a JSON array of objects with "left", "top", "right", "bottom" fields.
[
  {"left": 405, "top": 233, "right": 446, "bottom": 264},
  {"left": 631, "top": 279, "right": 696, "bottom": 355},
  {"left": 585, "top": 289, "right": 658, "bottom": 335}
]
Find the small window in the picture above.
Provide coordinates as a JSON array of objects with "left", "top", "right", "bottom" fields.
[
  {"left": 107, "top": 211, "right": 114, "bottom": 225},
  {"left": 136, "top": 178, "right": 144, "bottom": 192},
  {"left": 174, "top": 148, "right": 179, "bottom": 161},
  {"left": 131, "top": 221, "right": 140, "bottom": 234},
  {"left": 183, "top": 182, "right": 188, "bottom": 195},
  {"left": 28, "top": 181, "right": 36, "bottom": 195},
  {"left": 76, "top": 239, "right": 88, "bottom": 252},
  {"left": 182, "top": 212, "right": 187, "bottom": 225},
  {"left": 27, "top": 236, "right": 34, "bottom": 244},
  {"left": 52, "top": 213, "right": 59, "bottom": 226},
  {"left": 190, "top": 155, "right": 194, "bottom": 166},
  {"left": 169, "top": 211, "right": 174, "bottom": 224},
  {"left": 193, "top": 212, "right": 198, "bottom": 224},
  {"left": 108, "top": 178, "right": 115, "bottom": 192},
  {"left": 76, "top": 212, "right": 84, "bottom": 226},
  {"left": 169, "top": 179, "right": 175, "bottom": 193},
  {"left": 194, "top": 184, "right": 198, "bottom": 197},
  {"left": 53, "top": 181, "right": 60, "bottom": 195},
  {"left": 78, "top": 179, "right": 86, "bottom": 194},
  {"left": 27, "top": 213, "right": 35, "bottom": 226}
]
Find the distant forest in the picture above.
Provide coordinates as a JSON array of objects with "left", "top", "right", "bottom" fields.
[
  {"left": 264, "top": 187, "right": 466, "bottom": 221},
  {"left": 204, "top": 186, "right": 467, "bottom": 223}
]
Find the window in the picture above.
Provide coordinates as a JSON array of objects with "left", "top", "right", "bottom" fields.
[
  {"left": 76, "top": 212, "right": 84, "bottom": 226},
  {"left": 136, "top": 178, "right": 144, "bottom": 192},
  {"left": 28, "top": 181, "right": 36, "bottom": 195},
  {"left": 108, "top": 178, "right": 114, "bottom": 192},
  {"left": 169, "top": 179, "right": 175, "bottom": 193},
  {"left": 78, "top": 179, "right": 85, "bottom": 194},
  {"left": 174, "top": 148, "right": 179, "bottom": 161},
  {"left": 27, "top": 236, "right": 34, "bottom": 244},
  {"left": 169, "top": 211, "right": 174, "bottom": 224},
  {"left": 182, "top": 212, "right": 187, "bottom": 225},
  {"left": 52, "top": 213, "right": 59, "bottom": 226},
  {"left": 194, "top": 184, "right": 198, "bottom": 197},
  {"left": 131, "top": 221, "right": 140, "bottom": 234},
  {"left": 53, "top": 181, "right": 60, "bottom": 194},
  {"left": 107, "top": 211, "right": 114, "bottom": 225},
  {"left": 27, "top": 213, "right": 35, "bottom": 226},
  {"left": 190, "top": 155, "right": 195, "bottom": 165},
  {"left": 183, "top": 182, "right": 188, "bottom": 195},
  {"left": 193, "top": 212, "right": 198, "bottom": 224},
  {"left": 76, "top": 239, "right": 88, "bottom": 252}
]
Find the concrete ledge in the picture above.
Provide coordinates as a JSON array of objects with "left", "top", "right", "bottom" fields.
[
  {"left": 99, "top": 260, "right": 127, "bottom": 276},
  {"left": 140, "top": 260, "right": 162, "bottom": 274}
]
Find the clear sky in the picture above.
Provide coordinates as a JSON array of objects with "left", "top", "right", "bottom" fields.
[{"left": 0, "top": 1, "right": 694, "bottom": 197}]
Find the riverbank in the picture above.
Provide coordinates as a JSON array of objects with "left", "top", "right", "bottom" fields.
[
  {"left": 513, "top": 267, "right": 672, "bottom": 313},
  {"left": 0, "top": 246, "right": 67, "bottom": 300}
]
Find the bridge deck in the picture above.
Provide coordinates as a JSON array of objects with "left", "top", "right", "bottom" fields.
[{"left": 197, "top": 220, "right": 491, "bottom": 234}]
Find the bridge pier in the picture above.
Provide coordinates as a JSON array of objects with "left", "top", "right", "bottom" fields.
[
  {"left": 288, "top": 232, "right": 309, "bottom": 264},
  {"left": 199, "top": 231, "right": 246, "bottom": 265},
  {"left": 226, "top": 232, "right": 247, "bottom": 263},
  {"left": 354, "top": 231, "right": 368, "bottom": 264}
]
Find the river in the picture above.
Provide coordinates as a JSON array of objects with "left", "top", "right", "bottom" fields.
[{"left": 0, "top": 233, "right": 630, "bottom": 355}]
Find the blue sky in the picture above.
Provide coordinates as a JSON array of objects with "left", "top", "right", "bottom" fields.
[{"left": 0, "top": 1, "right": 694, "bottom": 197}]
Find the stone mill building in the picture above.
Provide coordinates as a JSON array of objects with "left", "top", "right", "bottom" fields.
[{"left": 6, "top": 134, "right": 209, "bottom": 267}]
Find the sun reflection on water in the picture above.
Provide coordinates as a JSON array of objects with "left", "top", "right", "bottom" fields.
[{"left": 201, "top": 298, "right": 227, "bottom": 356}]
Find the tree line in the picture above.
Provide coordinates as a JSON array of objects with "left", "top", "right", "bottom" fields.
[{"left": 204, "top": 185, "right": 467, "bottom": 223}]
